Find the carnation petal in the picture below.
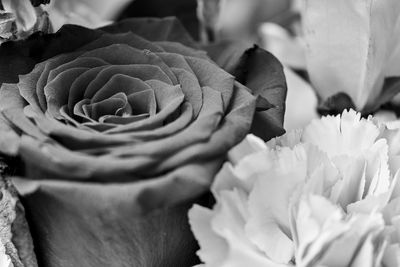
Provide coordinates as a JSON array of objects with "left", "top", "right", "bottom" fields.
[
  {"left": 244, "top": 146, "right": 313, "bottom": 262},
  {"left": 330, "top": 156, "right": 366, "bottom": 208},
  {"left": 302, "top": 110, "right": 380, "bottom": 157},
  {"left": 212, "top": 163, "right": 251, "bottom": 195},
  {"left": 227, "top": 134, "right": 267, "bottom": 165},
  {"left": 188, "top": 205, "right": 228, "bottom": 266},
  {"left": 211, "top": 190, "right": 281, "bottom": 267}
]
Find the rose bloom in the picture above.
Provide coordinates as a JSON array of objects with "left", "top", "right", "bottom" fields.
[
  {"left": 0, "top": 17, "right": 286, "bottom": 266},
  {"left": 189, "top": 109, "right": 400, "bottom": 266}
]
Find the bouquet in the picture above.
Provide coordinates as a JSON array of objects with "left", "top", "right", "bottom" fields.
[
  {"left": 2, "top": 0, "right": 400, "bottom": 267},
  {"left": 0, "top": 0, "right": 287, "bottom": 266}
]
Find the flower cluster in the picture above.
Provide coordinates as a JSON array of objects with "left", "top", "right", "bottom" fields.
[
  {"left": 189, "top": 109, "right": 400, "bottom": 266},
  {"left": 0, "top": 16, "right": 285, "bottom": 266}
]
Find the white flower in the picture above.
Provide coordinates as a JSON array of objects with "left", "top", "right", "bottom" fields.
[
  {"left": 189, "top": 109, "right": 400, "bottom": 266},
  {"left": 0, "top": 241, "right": 13, "bottom": 267},
  {"left": 44, "top": 0, "right": 133, "bottom": 31},
  {"left": 301, "top": 0, "right": 400, "bottom": 110},
  {"left": 0, "top": 0, "right": 51, "bottom": 42},
  {"left": 1, "top": 0, "right": 37, "bottom": 32}
]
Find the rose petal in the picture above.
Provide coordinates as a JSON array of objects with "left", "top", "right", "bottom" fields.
[
  {"left": 79, "top": 32, "right": 164, "bottom": 53},
  {"left": 99, "top": 114, "right": 149, "bottom": 125},
  {"left": 91, "top": 74, "right": 151, "bottom": 104},
  {"left": 127, "top": 90, "right": 156, "bottom": 116},
  {"left": 45, "top": 67, "right": 91, "bottom": 119},
  {"left": 85, "top": 93, "right": 127, "bottom": 120},
  {"left": 205, "top": 43, "right": 287, "bottom": 141},
  {"left": 81, "top": 44, "right": 178, "bottom": 84},
  {"left": 157, "top": 52, "right": 195, "bottom": 73},
  {"left": 172, "top": 68, "right": 203, "bottom": 118},
  {"left": 185, "top": 56, "right": 235, "bottom": 111},
  {"left": 12, "top": 177, "right": 201, "bottom": 267},
  {"left": 47, "top": 57, "right": 107, "bottom": 84},
  {"left": 84, "top": 64, "right": 172, "bottom": 99},
  {"left": 155, "top": 41, "right": 208, "bottom": 59},
  {"left": 0, "top": 83, "right": 47, "bottom": 141}
]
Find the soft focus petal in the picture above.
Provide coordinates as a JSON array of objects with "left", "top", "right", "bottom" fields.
[
  {"left": 302, "top": 0, "right": 400, "bottom": 110},
  {"left": 259, "top": 23, "right": 306, "bottom": 70},
  {"left": 282, "top": 67, "right": 318, "bottom": 131},
  {"left": 2, "top": 0, "right": 36, "bottom": 31},
  {"left": 46, "top": 0, "right": 132, "bottom": 30}
]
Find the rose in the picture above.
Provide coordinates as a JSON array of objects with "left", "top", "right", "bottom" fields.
[
  {"left": 0, "top": 17, "right": 287, "bottom": 266},
  {"left": 189, "top": 110, "right": 400, "bottom": 266}
]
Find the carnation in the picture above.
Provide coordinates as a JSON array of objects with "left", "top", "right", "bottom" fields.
[{"left": 189, "top": 109, "right": 400, "bottom": 266}]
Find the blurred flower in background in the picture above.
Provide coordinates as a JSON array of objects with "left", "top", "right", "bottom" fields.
[
  {"left": 259, "top": 0, "right": 400, "bottom": 129},
  {"left": 45, "top": 0, "right": 132, "bottom": 30},
  {"left": 197, "top": 0, "right": 291, "bottom": 43},
  {"left": 0, "top": 0, "right": 51, "bottom": 42},
  {"left": 302, "top": 0, "right": 400, "bottom": 112},
  {"left": 0, "top": 0, "right": 134, "bottom": 38}
]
